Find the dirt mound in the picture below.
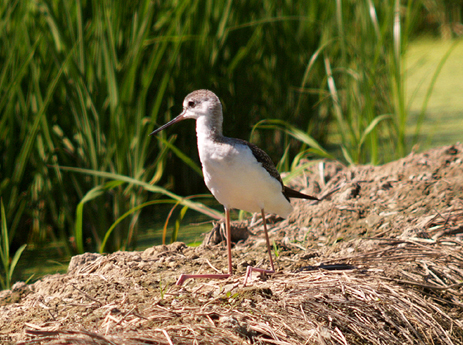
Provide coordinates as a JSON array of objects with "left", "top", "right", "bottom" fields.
[{"left": 1, "top": 144, "right": 463, "bottom": 345}]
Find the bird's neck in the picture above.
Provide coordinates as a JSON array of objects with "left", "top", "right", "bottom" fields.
[{"left": 195, "top": 113, "right": 224, "bottom": 143}]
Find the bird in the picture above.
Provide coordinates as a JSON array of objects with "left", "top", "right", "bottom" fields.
[{"left": 150, "top": 89, "right": 318, "bottom": 286}]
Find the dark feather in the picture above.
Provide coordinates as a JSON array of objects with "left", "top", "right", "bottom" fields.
[{"left": 283, "top": 186, "right": 318, "bottom": 201}]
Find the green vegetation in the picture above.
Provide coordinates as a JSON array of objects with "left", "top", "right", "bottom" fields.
[
  {"left": 0, "top": 0, "right": 461, "bottom": 286},
  {"left": 0, "top": 200, "right": 27, "bottom": 289}
]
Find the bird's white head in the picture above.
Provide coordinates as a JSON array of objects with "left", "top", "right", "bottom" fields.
[{"left": 150, "top": 89, "right": 223, "bottom": 137}]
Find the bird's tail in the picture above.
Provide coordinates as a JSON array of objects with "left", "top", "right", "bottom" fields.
[{"left": 283, "top": 186, "right": 318, "bottom": 201}]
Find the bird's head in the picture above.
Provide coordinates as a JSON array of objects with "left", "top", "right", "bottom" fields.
[{"left": 150, "top": 89, "right": 222, "bottom": 136}]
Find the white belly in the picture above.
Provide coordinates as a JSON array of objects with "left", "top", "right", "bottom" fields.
[{"left": 198, "top": 138, "right": 293, "bottom": 218}]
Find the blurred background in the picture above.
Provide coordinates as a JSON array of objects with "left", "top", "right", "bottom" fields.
[{"left": 1, "top": 0, "right": 462, "bottom": 288}]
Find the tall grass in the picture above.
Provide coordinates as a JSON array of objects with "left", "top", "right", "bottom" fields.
[
  {"left": 0, "top": 200, "right": 27, "bottom": 290},
  {"left": 0, "top": 0, "right": 441, "bottom": 281},
  {"left": 1, "top": 1, "right": 176, "bottom": 254},
  {"left": 291, "top": 0, "right": 423, "bottom": 165},
  {"left": 0, "top": 0, "right": 329, "bottom": 257}
]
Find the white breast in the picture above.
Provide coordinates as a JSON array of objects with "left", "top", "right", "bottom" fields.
[{"left": 197, "top": 136, "right": 293, "bottom": 218}]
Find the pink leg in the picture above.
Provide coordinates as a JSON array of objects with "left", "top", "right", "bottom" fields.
[
  {"left": 176, "top": 207, "right": 233, "bottom": 286},
  {"left": 243, "top": 209, "right": 275, "bottom": 286}
]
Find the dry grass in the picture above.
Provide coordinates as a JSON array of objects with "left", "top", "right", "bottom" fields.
[{"left": 11, "top": 227, "right": 463, "bottom": 344}]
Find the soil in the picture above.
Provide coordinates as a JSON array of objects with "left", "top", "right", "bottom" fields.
[{"left": 1, "top": 143, "right": 463, "bottom": 345}]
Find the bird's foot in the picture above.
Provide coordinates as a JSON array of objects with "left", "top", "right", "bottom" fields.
[
  {"left": 176, "top": 273, "right": 231, "bottom": 286},
  {"left": 243, "top": 266, "right": 275, "bottom": 286}
]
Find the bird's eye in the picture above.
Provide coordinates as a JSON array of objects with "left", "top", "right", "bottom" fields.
[{"left": 188, "top": 101, "right": 195, "bottom": 108}]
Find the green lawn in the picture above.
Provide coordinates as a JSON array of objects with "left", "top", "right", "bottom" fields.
[{"left": 406, "top": 38, "right": 463, "bottom": 149}]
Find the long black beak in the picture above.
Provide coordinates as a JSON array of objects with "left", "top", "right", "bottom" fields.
[{"left": 149, "top": 111, "right": 187, "bottom": 136}]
